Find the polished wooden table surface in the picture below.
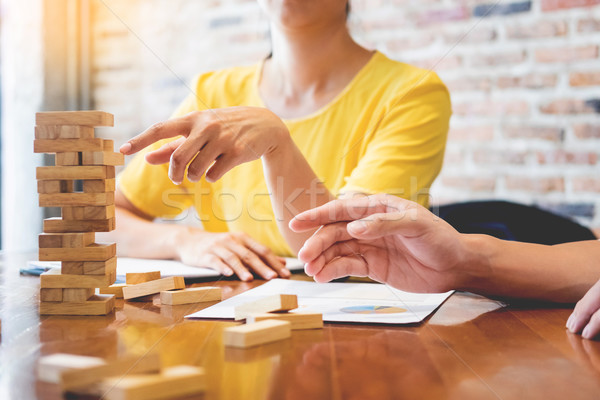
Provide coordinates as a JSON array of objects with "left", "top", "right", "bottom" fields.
[{"left": 2, "top": 251, "right": 600, "bottom": 400}]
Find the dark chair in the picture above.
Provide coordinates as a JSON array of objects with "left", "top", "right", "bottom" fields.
[{"left": 434, "top": 201, "right": 597, "bottom": 245}]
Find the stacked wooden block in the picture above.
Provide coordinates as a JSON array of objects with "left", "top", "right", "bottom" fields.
[{"left": 35, "top": 111, "right": 124, "bottom": 316}]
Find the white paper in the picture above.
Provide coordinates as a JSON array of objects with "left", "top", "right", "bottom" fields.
[{"left": 186, "top": 279, "right": 454, "bottom": 324}]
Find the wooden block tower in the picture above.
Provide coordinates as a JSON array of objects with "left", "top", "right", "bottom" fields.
[{"left": 35, "top": 111, "right": 124, "bottom": 315}]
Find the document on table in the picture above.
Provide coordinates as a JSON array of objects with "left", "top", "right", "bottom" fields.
[
  {"left": 27, "top": 257, "right": 305, "bottom": 280},
  {"left": 186, "top": 279, "right": 454, "bottom": 325}
]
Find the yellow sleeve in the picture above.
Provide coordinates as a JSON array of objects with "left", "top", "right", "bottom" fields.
[
  {"left": 118, "top": 92, "right": 198, "bottom": 219},
  {"left": 339, "top": 74, "right": 451, "bottom": 207}
]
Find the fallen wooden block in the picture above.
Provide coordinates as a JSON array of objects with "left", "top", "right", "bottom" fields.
[
  {"left": 39, "top": 232, "right": 95, "bottom": 248},
  {"left": 39, "top": 192, "right": 114, "bottom": 207},
  {"left": 38, "top": 353, "right": 105, "bottom": 384},
  {"left": 95, "top": 365, "right": 205, "bottom": 400},
  {"left": 223, "top": 320, "right": 291, "bottom": 348},
  {"left": 126, "top": 271, "right": 161, "bottom": 285},
  {"left": 99, "top": 283, "right": 127, "bottom": 298},
  {"left": 234, "top": 294, "right": 298, "bottom": 320},
  {"left": 160, "top": 287, "right": 222, "bottom": 305},
  {"left": 36, "top": 165, "right": 115, "bottom": 180},
  {"left": 122, "top": 277, "right": 185, "bottom": 300},
  {"left": 43, "top": 217, "right": 115, "bottom": 233},
  {"left": 39, "top": 294, "right": 115, "bottom": 316},
  {"left": 34, "top": 139, "right": 105, "bottom": 153},
  {"left": 55, "top": 152, "right": 81, "bottom": 166},
  {"left": 60, "top": 354, "right": 161, "bottom": 390},
  {"left": 40, "top": 288, "right": 63, "bottom": 302},
  {"left": 82, "top": 151, "right": 124, "bottom": 166},
  {"left": 62, "top": 205, "right": 115, "bottom": 220},
  {"left": 246, "top": 312, "right": 323, "bottom": 330},
  {"left": 82, "top": 179, "right": 116, "bottom": 193},
  {"left": 36, "top": 111, "right": 114, "bottom": 127},
  {"left": 35, "top": 125, "right": 95, "bottom": 140},
  {"left": 37, "top": 180, "right": 74, "bottom": 194},
  {"left": 62, "top": 288, "right": 95, "bottom": 303},
  {"left": 41, "top": 268, "right": 115, "bottom": 288},
  {"left": 39, "top": 243, "right": 116, "bottom": 262}
]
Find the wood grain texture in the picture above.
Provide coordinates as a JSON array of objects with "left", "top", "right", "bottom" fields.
[
  {"left": 126, "top": 271, "right": 161, "bottom": 285},
  {"left": 55, "top": 152, "right": 81, "bottom": 166},
  {"left": 223, "top": 320, "right": 291, "bottom": 348},
  {"left": 83, "top": 257, "right": 117, "bottom": 276},
  {"left": 62, "top": 205, "right": 116, "bottom": 220},
  {"left": 34, "top": 139, "right": 104, "bottom": 153},
  {"left": 39, "top": 294, "right": 115, "bottom": 316},
  {"left": 122, "top": 277, "right": 185, "bottom": 300},
  {"left": 82, "top": 179, "right": 116, "bottom": 193},
  {"left": 82, "top": 151, "right": 124, "bottom": 166},
  {"left": 62, "top": 288, "right": 95, "bottom": 302},
  {"left": 39, "top": 192, "right": 114, "bottom": 207},
  {"left": 40, "top": 268, "right": 116, "bottom": 288},
  {"left": 61, "top": 261, "right": 84, "bottom": 275},
  {"left": 246, "top": 312, "right": 323, "bottom": 330},
  {"left": 160, "top": 287, "right": 222, "bottom": 305},
  {"left": 37, "top": 166, "right": 115, "bottom": 180},
  {"left": 40, "top": 288, "right": 63, "bottom": 302},
  {"left": 35, "top": 125, "right": 95, "bottom": 140},
  {"left": 39, "top": 243, "right": 116, "bottom": 262},
  {"left": 43, "top": 217, "right": 115, "bottom": 233},
  {"left": 39, "top": 232, "right": 95, "bottom": 248},
  {"left": 234, "top": 294, "right": 298, "bottom": 320},
  {"left": 38, "top": 354, "right": 105, "bottom": 384},
  {"left": 99, "top": 283, "right": 127, "bottom": 298},
  {"left": 37, "top": 180, "right": 74, "bottom": 194},
  {"left": 35, "top": 111, "right": 114, "bottom": 127}
]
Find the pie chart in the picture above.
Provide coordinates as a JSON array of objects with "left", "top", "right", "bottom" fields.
[{"left": 340, "top": 305, "right": 407, "bottom": 314}]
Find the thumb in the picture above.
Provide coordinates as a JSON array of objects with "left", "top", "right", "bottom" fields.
[{"left": 347, "top": 211, "right": 420, "bottom": 240}]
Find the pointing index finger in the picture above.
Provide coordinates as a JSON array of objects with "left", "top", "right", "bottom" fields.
[{"left": 120, "top": 118, "right": 191, "bottom": 155}]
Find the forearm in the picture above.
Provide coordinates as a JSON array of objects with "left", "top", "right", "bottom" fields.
[
  {"left": 263, "top": 138, "right": 335, "bottom": 254},
  {"left": 459, "top": 235, "right": 600, "bottom": 303}
]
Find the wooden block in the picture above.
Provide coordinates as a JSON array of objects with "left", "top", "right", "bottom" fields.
[
  {"left": 223, "top": 320, "right": 291, "bottom": 348},
  {"left": 99, "top": 283, "right": 127, "bottom": 298},
  {"left": 83, "top": 257, "right": 117, "bottom": 275},
  {"left": 41, "top": 268, "right": 115, "bottom": 288},
  {"left": 62, "top": 205, "right": 115, "bottom": 220},
  {"left": 60, "top": 354, "right": 161, "bottom": 390},
  {"left": 55, "top": 152, "right": 81, "bottom": 166},
  {"left": 40, "top": 288, "right": 63, "bottom": 302},
  {"left": 122, "top": 277, "right": 185, "bottom": 300},
  {"left": 39, "top": 232, "right": 95, "bottom": 248},
  {"left": 61, "top": 261, "right": 84, "bottom": 275},
  {"left": 82, "top": 179, "right": 116, "bottom": 193},
  {"left": 35, "top": 125, "right": 95, "bottom": 139},
  {"left": 39, "top": 243, "right": 116, "bottom": 262},
  {"left": 36, "top": 166, "right": 115, "bottom": 180},
  {"left": 39, "top": 294, "right": 115, "bottom": 316},
  {"left": 234, "top": 294, "right": 298, "bottom": 320},
  {"left": 160, "top": 287, "right": 222, "bottom": 305},
  {"left": 126, "top": 271, "right": 161, "bottom": 285},
  {"left": 103, "top": 139, "right": 115, "bottom": 151},
  {"left": 62, "top": 288, "right": 95, "bottom": 302},
  {"left": 43, "top": 217, "right": 115, "bottom": 233},
  {"left": 39, "top": 192, "right": 114, "bottom": 207},
  {"left": 38, "top": 353, "right": 105, "bottom": 383},
  {"left": 246, "top": 312, "right": 323, "bottom": 330},
  {"left": 37, "top": 180, "right": 74, "bottom": 194},
  {"left": 82, "top": 151, "right": 124, "bottom": 166},
  {"left": 36, "top": 111, "right": 114, "bottom": 127},
  {"left": 95, "top": 365, "right": 205, "bottom": 400},
  {"left": 34, "top": 138, "right": 104, "bottom": 153}
]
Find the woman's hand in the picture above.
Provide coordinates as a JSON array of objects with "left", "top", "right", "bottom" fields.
[
  {"left": 289, "top": 194, "right": 472, "bottom": 293},
  {"left": 175, "top": 227, "right": 290, "bottom": 281},
  {"left": 119, "top": 107, "right": 290, "bottom": 185},
  {"left": 567, "top": 279, "right": 600, "bottom": 340}
]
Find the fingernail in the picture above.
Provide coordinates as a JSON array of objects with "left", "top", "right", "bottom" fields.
[
  {"left": 267, "top": 272, "right": 277, "bottom": 280},
  {"left": 243, "top": 273, "right": 253, "bottom": 281},
  {"left": 282, "top": 269, "right": 291, "bottom": 277},
  {"left": 566, "top": 314, "right": 574, "bottom": 330},
  {"left": 224, "top": 268, "right": 233, "bottom": 277},
  {"left": 119, "top": 142, "right": 132, "bottom": 154},
  {"left": 348, "top": 220, "right": 368, "bottom": 234},
  {"left": 582, "top": 325, "right": 591, "bottom": 339}
]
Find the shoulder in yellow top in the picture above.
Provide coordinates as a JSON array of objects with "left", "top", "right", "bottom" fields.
[{"left": 119, "top": 51, "right": 452, "bottom": 256}]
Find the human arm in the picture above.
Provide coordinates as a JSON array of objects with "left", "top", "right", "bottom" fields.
[{"left": 289, "top": 194, "right": 600, "bottom": 303}]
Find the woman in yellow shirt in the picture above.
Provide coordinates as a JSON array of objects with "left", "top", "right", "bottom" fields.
[{"left": 112, "top": 0, "right": 451, "bottom": 281}]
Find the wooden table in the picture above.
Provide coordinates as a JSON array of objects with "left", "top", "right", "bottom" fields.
[{"left": 2, "top": 251, "right": 600, "bottom": 400}]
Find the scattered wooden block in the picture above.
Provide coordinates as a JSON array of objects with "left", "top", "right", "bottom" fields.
[
  {"left": 122, "top": 277, "right": 185, "bottom": 300},
  {"left": 55, "top": 152, "right": 81, "bottom": 166},
  {"left": 36, "top": 111, "right": 114, "bottom": 127},
  {"left": 99, "top": 283, "right": 127, "bottom": 298},
  {"left": 41, "top": 268, "right": 115, "bottom": 288},
  {"left": 62, "top": 205, "right": 115, "bottom": 220},
  {"left": 96, "top": 365, "right": 205, "bottom": 400},
  {"left": 40, "top": 288, "right": 63, "bottom": 302},
  {"left": 39, "top": 232, "right": 95, "bottom": 248},
  {"left": 82, "top": 151, "right": 124, "bottom": 166},
  {"left": 35, "top": 125, "right": 95, "bottom": 140},
  {"left": 246, "top": 312, "right": 323, "bottom": 330},
  {"left": 43, "top": 217, "right": 115, "bottom": 233},
  {"left": 223, "top": 320, "right": 291, "bottom": 348},
  {"left": 60, "top": 354, "right": 161, "bottom": 390},
  {"left": 37, "top": 180, "right": 74, "bottom": 194},
  {"left": 82, "top": 179, "right": 116, "bottom": 193},
  {"left": 160, "top": 287, "right": 222, "bottom": 305},
  {"left": 39, "top": 243, "right": 116, "bottom": 262},
  {"left": 83, "top": 257, "right": 117, "bottom": 275},
  {"left": 39, "top": 294, "right": 115, "bottom": 316},
  {"left": 34, "top": 138, "right": 105, "bottom": 153},
  {"left": 234, "top": 294, "right": 298, "bottom": 320},
  {"left": 39, "top": 192, "right": 115, "bottom": 207},
  {"left": 62, "top": 288, "right": 95, "bottom": 302},
  {"left": 126, "top": 271, "right": 161, "bottom": 285},
  {"left": 38, "top": 353, "right": 105, "bottom": 384},
  {"left": 36, "top": 166, "right": 115, "bottom": 180}
]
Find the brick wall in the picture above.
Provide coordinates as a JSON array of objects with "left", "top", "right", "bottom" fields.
[{"left": 91, "top": 0, "right": 600, "bottom": 228}]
